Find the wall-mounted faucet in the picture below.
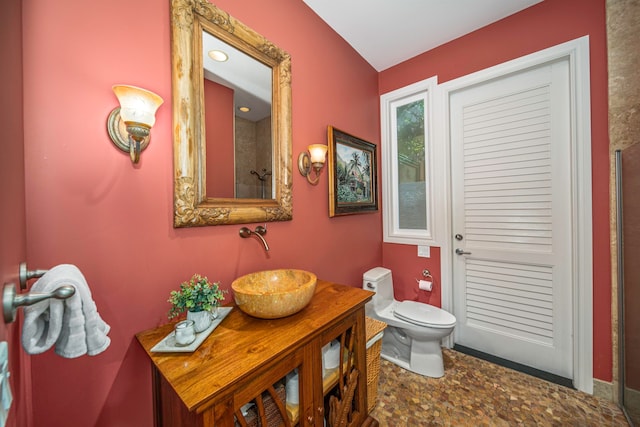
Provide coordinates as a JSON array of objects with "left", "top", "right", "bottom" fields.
[{"left": 239, "top": 225, "right": 270, "bottom": 251}]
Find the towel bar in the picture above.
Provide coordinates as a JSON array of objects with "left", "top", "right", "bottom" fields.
[
  {"left": 19, "top": 262, "right": 48, "bottom": 290},
  {"left": 2, "top": 282, "right": 75, "bottom": 323}
]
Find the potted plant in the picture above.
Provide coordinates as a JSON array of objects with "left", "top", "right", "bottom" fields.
[{"left": 168, "top": 274, "right": 226, "bottom": 332}]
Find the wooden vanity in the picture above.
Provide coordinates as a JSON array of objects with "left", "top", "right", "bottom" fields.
[{"left": 136, "top": 280, "right": 379, "bottom": 426}]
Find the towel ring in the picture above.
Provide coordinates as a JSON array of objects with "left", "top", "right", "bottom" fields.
[{"left": 2, "top": 282, "right": 75, "bottom": 323}]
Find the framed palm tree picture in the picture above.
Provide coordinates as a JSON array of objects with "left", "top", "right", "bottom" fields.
[{"left": 328, "top": 126, "right": 378, "bottom": 217}]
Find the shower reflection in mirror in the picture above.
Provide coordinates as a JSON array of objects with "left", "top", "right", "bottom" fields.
[
  {"left": 250, "top": 169, "right": 272, "bottom": 199},
  {"left": 202, "top": 30, "right": 274, "bottom": 200}
]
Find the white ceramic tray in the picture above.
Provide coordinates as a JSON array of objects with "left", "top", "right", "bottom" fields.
[{"left": 150, "top": 307, "right": 232, "bottom": 353}]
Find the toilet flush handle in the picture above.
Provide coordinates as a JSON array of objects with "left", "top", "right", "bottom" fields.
[{"left": 366, "top": 282, "right": 375, "bottom": 289}]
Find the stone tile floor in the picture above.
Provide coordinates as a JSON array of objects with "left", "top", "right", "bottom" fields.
[{"left": 369, "top": 349, "right": 629, "bottom": 426}]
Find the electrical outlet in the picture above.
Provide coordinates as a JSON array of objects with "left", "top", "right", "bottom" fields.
[{"left": 417, "top": 245, "right": 431, "bottom": 258}]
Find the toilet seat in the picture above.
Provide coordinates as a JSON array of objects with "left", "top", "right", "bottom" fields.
[{"left": 393, "top": 301, "right": 456, "bottom": 329}]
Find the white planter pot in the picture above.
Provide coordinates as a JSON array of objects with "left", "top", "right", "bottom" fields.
[{"left": 187, "top": 310, "right": 212, "bottom": 333}]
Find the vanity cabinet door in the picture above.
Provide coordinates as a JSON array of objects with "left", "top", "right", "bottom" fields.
[
  {"left": 232, "top": 350, "right": 304, "bottom": 426},
  {"left": 318, "top": 310, "right": 368, "bottom": 427},
  {"left": 306, "top": 341, "right": 325, "bottom": 426}
]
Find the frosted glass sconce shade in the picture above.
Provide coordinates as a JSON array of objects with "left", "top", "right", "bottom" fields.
[
  {"left": 112, "top": 85, "right": 163, "bottom": 127},
  {"left": 107, "top": 85, "right": 164, "bottom": 164},
  {"left": 298, "top": 144, "right": 327, "bottom": 185},
  {"left": 308, "top": 144, "right": 328, "bottom": 164}
]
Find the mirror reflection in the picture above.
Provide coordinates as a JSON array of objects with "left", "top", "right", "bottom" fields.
[{"left": 202, "top": 31, "right": 274, "bottom": 199}]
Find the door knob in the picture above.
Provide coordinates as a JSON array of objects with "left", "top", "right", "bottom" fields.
[{"left": 455, "top": 248, "right": 472, "bottom": 255}]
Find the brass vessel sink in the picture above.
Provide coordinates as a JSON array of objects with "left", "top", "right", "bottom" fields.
[{"left": 231, "top": 269, "right": 317, "bottom": 319}]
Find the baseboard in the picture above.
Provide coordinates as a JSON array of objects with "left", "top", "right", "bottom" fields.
[
  {"left": 624, "top": 385, "right": 640, "bottom": 422},
  {"left": 593, "top": 378, "right": 613, "bottom": 401},
  {"left": 453, "top": 345, "right": 574, "bottom": 389}
]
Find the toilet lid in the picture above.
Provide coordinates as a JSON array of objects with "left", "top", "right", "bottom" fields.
[{"left": 393, "top": 301, "right": 456, "bottom": 328}]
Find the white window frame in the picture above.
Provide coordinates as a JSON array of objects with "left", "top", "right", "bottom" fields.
[{"left": 381, "top": 76, "right": 441, "bottom": 245}]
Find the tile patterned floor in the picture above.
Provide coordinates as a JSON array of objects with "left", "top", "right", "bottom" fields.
[{"left": 369, "top": 349, "right": 629, "bottom": 426}]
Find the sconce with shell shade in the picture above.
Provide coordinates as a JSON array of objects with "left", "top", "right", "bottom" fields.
[{"left": 107, "top": 85, "right": 164, "bottom": 164}]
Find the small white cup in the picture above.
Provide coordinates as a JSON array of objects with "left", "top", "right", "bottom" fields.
[
  {"left": 285, "top": 369, "right": 299, "bottom": 405},
  {"left": 174, "top": 320, "right": 196, "bottom": 346}
]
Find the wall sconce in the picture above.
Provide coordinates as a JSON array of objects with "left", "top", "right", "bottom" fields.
[
  {"left": 107, "top": 85, "right": 164, "bottom": 164},
  {"left": 298, "top": 144, "right": 328, "bottom": 185}
]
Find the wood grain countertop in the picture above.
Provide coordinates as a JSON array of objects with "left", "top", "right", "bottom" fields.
[{"left": 136, "top": 280, "right": 373, "bottom": 413}]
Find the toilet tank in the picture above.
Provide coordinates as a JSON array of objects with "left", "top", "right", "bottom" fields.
[{"left": 363, "top": 267, "right": 394, "bottom": 312}]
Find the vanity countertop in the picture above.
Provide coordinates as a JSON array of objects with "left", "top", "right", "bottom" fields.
[{"left": 136, "top": 279, "right": 373, "bottom": 413}]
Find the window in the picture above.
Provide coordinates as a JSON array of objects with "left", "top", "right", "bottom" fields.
[{"left": 381, "top": 77, "right": 439, "bottom": 245}]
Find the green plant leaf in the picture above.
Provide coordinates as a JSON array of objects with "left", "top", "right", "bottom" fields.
[{"left": 167, "top": 273, "right": 226, "bottom": 319}]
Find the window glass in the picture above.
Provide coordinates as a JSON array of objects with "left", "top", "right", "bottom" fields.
[{"left": 396, "top": 100, "right": 426, "bottom": 230}]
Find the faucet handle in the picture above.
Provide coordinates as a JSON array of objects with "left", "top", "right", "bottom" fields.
[{"left": 255, "top": 225, "right": 267, "bottom": 236}]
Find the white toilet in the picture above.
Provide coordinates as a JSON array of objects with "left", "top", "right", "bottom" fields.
[{"left": 363, "top": 267, "right": 456, "bottom": 378}]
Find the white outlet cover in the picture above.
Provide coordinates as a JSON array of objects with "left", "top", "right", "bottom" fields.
[{"left": 418, "top": 245, "right": 431, "bottom": 258}]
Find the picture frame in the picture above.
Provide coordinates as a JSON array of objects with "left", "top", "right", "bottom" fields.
[{"left": 328, "top": 126, "right": 378, "bottom": 217}]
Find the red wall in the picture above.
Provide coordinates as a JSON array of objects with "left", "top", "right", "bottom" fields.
[
  {"left": 21, "top": 0, "right": 380, "bottom": 425},
  {"left": 1, "top": 0, "right": 32, "bottom": 426},
  {"left": 379, "top": 0, "right": 611, "bottom": 381},
  {"left": 383, "top": 244, "right": 442, "bottom": 305},
  {"left": 204, "top": 79, "right": 235, "bottom": 197}
]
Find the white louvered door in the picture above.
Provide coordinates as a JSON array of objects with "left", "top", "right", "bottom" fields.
[{"left": 450, "top": 58, "right": 573, "bottom": 379}]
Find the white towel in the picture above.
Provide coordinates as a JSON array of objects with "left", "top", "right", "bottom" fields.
[{"left": 21, "top": 264, "right": 111, "bottom": 358}]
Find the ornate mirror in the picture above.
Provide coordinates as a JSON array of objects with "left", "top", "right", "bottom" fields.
[{"left": 171, "top": 0, "right": 292, "bottom": 227}]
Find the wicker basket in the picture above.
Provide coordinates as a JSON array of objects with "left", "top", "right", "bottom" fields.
[
  {"left": 240, "top": 382, "right": 287, "bottom": 427},
  {"left": 365, "top": 317, "right": 386, "bottom": 413}
]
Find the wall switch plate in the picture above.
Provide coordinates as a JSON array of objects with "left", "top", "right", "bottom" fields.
[{"left": 417, "top": 245, "right": 431, "bottom": 258}]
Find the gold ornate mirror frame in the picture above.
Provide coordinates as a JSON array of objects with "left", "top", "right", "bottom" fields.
[{"left": 171, "top": 0, "right": 293, "bottom": 227}]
